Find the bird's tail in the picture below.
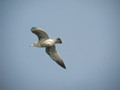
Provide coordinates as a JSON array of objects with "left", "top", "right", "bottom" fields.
[{"left": 55, "top": 38, "right": 62, "bottom": 44}]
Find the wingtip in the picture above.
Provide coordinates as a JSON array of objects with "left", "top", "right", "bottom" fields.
[
  {"left": 31, "top": 27, "right": 37, "bottom": 30},
  {"left": 56, "top": 61, "right": 66, "bottom": 69},
  {"left": 31, "top": 27, "right": 44, "bottom": 32},
  {"left": 63, "top": 66, "right": 66, "bottom": 69},
  {"left": 62, "top": 64, "right": 66, "bottom": 69}
]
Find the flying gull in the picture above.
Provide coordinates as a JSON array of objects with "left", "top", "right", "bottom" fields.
[{"left": 30, "top": 27, "right": 66, "bottom": 69}]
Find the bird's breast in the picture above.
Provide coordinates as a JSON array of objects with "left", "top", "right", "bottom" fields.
[{"left": 41, "top": 39, "right": 55, "bottom": 47}]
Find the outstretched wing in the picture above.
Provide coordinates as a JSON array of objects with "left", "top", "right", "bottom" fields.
[
  {"left": 31, "top": 27, "right": 49, "bottom": 42},
  {"left": 46, "top": 45, "right": 66, "bottom": 69}
]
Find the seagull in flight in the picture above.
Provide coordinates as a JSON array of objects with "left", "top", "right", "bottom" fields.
[{"left": 30, "top": 27, "right": 66, "bottom": 69}]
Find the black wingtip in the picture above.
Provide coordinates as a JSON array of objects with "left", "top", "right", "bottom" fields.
[
  {"left": 62, "top": 63, "right": 66, "bottom": 69},
  {"left": 56, "top": 61, "right": 66, "bottom": 69},
  {"left": 59, "top": 63, "right": 66, "bottom": 69},
  {"left": 31, "top": 27, "right": 37, "bottom": 30},
  {"left": 63, "top": 66, "right": 66, "bottom": 69}
]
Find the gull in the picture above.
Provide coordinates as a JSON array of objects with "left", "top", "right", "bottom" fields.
[{"left": 30, "top": 27, "right": 66, "bottom": 69}]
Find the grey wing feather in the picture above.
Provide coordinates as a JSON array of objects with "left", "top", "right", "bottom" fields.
[
  {"left": 46, "top": 45, "right": 66, "bottom": 69},
  {"left": 31, "top": 27, "right": 49, "bottom": 42}
]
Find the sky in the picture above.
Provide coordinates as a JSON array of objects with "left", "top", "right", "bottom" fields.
[{"left": 0, "top": 0, "right": 120, "bottom": 90}]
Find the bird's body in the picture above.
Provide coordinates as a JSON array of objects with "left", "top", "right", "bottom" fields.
[
  {"left": 41, "top": 39, "right": 54, "bottom": 47},
  {"left": 30, "top": 39, "right": 61, "bottom": 47},
  {"left": 30, "top": 27, "right": 66, "bottom": 69},
  {"left": 30, "top": 39, "right": 55, "bottom": 47}
]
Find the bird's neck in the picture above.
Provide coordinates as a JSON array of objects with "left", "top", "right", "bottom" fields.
[{"left": 34, "top": 42, "right": 41, "bottom": 47}]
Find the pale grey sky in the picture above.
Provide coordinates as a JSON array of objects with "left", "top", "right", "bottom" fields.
[{"left": 0, "top": 0, "right": 120, "bottom": 90}]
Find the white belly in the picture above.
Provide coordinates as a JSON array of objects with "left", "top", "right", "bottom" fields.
[{"left": 41, "top": 39, "right": 55, "bottom": 47}]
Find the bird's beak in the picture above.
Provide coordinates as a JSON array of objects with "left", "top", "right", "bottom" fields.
[{"left": 29, "top": 44, "right": 34, "bottom": 47}]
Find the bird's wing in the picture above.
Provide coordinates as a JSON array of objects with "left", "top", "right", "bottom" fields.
[
  {"left": 46, "top": 45, "right": 66, "bottom": 69},
  {"left": 31, "top": 27, "right": 49, "bottom": 42}
]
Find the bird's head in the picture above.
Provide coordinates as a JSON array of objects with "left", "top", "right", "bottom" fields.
[{"left": 29, "top": 42, "right": 38, "bottom": 47}]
